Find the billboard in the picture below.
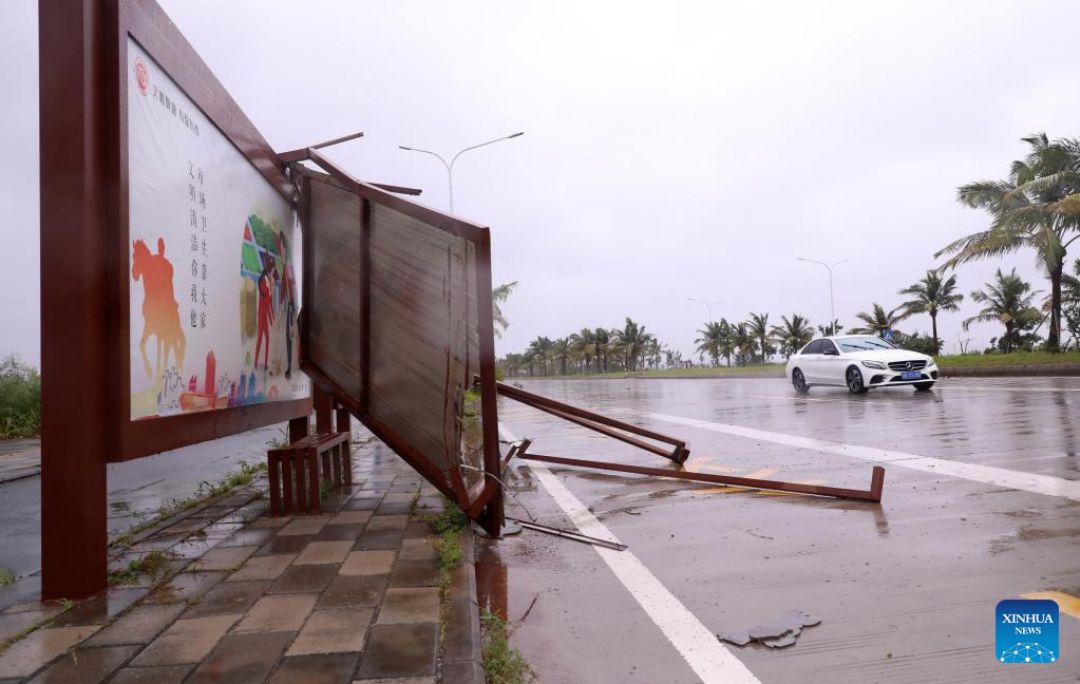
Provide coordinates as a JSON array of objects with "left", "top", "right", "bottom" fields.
[
  {"left": 127, "top": 39, "right": 308, "bottom": 420},
  {"left": 296, "top": 160, "right": 502, "bottom": 529}
]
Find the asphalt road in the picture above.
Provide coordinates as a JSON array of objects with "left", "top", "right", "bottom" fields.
[{"left": 482, "top": 376, "right": 1080, "bottom": 683}]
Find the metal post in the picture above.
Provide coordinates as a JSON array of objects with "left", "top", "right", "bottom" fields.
[
  {"left": 399, "top": 132, "right": 524, "bottom": 213},
  {"left": 39, "top": 0, "right": 111, "bottom": 600},
  {"left": 688, "top": 297, "right": 719, "bottom": 323},
  {"left": 797, "top": 257, "right": 848, "bottom": 335}
]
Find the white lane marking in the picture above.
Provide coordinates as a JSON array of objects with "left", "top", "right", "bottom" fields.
[
  {"left": 648, "top": 412, "right": 1080, "bottom": 502},
  {"left": 500, "top": 424, "right": 760, "bottom": 684}
]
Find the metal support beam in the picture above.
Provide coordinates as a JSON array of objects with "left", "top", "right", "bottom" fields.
[
  {"left": 518, "top": 452, "right": 885, "bottom": 503},
  {"left": 496, "top": 382, "right": 689, "bottom": 463}
]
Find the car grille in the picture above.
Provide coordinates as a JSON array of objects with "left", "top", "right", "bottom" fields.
[{"left": 888, "top": 360, "right": 927, "bottom": 371}]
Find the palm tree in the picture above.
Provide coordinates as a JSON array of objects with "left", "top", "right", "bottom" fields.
[
  {"left": 747, "top": 313, "right": 775, "bottom": 363},
  {"left": 594, "top": 328, "right": 610, "bottom": 373},
  {"left": 898, "top": 271, "right": 963, "bottom": 355},
  {"left": 817, "top": 319, "right": 842, "bottom": 337},
  {"left": 613, "top": 318, "right": 654, "bottom": 371},
  {"left": 491, "top": 282, "right": 517, "bottom": 338},
  {"left": 552, "top": 337, "right": 572, "bottom": 376},
  {"left": 771, "top": 314, "right": 814, "bottom": 358},
  {"left": 937, "top": 133, "right": 1080, "bottom": 351},
  {"left": 1063, "top": 258, "right": 1080, "bottom": 350},
  {"left": 732, "top": 323, "right": 756, "bottom": 366},
  {"left": 964, "top": 268, "right": 1042, "bottom": 353},
  {"left": 695, "top": 321, "right": 725, "bottom": 366},
  {"left": 850, "top": 303, "right": 910, "bottom": 335},
  {"left": 570, "top": 327, "right": 598, "bottom": 373},
  {"left": 527, "top": 336, "right": 554, "bottom": 376},
  {"left": 710, "top": 319, "right": 734, "bottom": 367}
]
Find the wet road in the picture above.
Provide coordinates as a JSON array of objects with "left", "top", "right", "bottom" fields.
[
  {"left": 0, "top": 423, "right": 286, "bottom": 580},
  {"left": 483, "top": 377, "right": 1080, "bottom": 683}
]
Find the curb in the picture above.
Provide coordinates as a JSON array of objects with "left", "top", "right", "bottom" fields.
[{"left": 441, "top": 530, "right": 486, "bottom": 684}]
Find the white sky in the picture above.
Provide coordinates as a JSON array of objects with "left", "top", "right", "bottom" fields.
[{"left": 4, "top": 0, "right": 1079, "bottom": 367}]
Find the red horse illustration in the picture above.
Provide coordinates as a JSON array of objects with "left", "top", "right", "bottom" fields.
[{"left": 132, "top": 238, "right": 186, "bottom": 379}]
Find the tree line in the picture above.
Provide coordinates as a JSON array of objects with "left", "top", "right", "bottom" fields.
[{"left": 497, "top": 132, "right": 1080, "bottom": 374}]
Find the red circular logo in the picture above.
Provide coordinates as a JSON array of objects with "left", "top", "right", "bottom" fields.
[{"left": 134, "top": 57, "right": 149, "bottom": 95}]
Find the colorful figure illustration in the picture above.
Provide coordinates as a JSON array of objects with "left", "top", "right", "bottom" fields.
[
  {"left": 277, "top": 231, "right": 297, "bottom": 379},
  {"left": 254, "top": 259, "right": 276, "bottom": 370},
  {"left": 132, "top": 237, "right": 186, "bottom": 380}
]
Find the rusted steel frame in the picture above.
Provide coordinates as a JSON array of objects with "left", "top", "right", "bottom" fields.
[
  {"left": 284, "top": 147, "right": 421, "bottom": 195},
  {"left": 474, "top": 232, "right": 505, "bottom": 537},
  {"left": 359, "top": 195, "right": 371, "bottom": 416},
  {"left": 503, "top": 439, "right": 531, "bottom": 470},
  {"left": 110, "top": 0, "right": 310, "bottom": 463},
  {"left": 519, "top": 453, "right": 885, "bottom": 503},
  {"left": 522, "top": 400, "right": 681, "bottom": 461},
  {"left": 40, "top": 0, "right": 116, "bottom": 599},
  {"left": 277, "top": 131, "right": 365, "bottom": 164},
  {"left": 306, "top": 148, "right": 488, "bottom": 244},
  {"left": 496, "top": 382, "right": 690, "bottom": 464}
]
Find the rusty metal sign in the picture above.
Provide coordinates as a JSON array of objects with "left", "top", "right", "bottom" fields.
[{"left": 292, "top": 151, "right": 504, "bottom": 536}]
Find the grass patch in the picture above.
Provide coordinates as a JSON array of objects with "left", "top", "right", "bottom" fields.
[
  {"left": 0, "top": 355, "right": 41, "bottom": 439},
  {"left": 481, "top": 608, "right": 534, "bottom": 684},
  {"left": 433, "top": 529, "right": 464, "bottom": 571},
  {"left": 0, "top": 567, "right": 16, "bottom": 587},
  {"left": 937, "top": 350, "right": 1080, "bottom": 368},
  {"left": 107, "top": 550, "right": 171, "bottom": 586},
  {"left": 430, "top": 497, "right": 469, "bottom": 535}
]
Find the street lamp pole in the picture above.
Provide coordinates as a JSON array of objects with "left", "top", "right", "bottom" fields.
[
  {"left": 688, "top": 297, "right": 720, "bottom": 323},
  {"left": 796, "top": 257, "right": 848, "bottom": 334},
  {"left": 399, "top": 131, "right": 524, "bottom": 213}
]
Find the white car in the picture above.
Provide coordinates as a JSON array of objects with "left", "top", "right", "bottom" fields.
[{"left": 785, "top": 335, "right": 938, "bottom": 394}]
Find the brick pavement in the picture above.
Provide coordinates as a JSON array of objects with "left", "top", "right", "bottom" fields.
[{"left": 0, "top": 440, "right": 485, "bottom": 683}]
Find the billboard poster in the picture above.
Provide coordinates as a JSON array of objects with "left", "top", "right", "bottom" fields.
[{"left": 127, "top": 37, "right": 308, "bottom": 420}]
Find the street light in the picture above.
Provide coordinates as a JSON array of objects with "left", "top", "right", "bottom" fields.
[
  {"left": 796, "top": 257, "right": 848, "bottom": 335},
  {"left": 688, "top": 297, "right": 721, "bottom": 323},
  {"left": 399, "top": 131, "right": 524, "bottom": 213}
]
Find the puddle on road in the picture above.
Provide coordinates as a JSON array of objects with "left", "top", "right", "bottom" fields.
[{"left": 475, "top": 541, "right": 509, "bottom": 620}]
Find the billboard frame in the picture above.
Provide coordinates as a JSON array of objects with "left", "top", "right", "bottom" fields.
[
  {"left": 292, "top": 150, "right": 505, "bottom": 536},
  {"left": 39, "top": 0, "right": 311, "bottom": 598}
]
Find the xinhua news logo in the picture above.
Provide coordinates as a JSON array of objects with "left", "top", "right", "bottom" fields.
[{"left": 996, "top": 599, "right": 1059, "bottom": 664}]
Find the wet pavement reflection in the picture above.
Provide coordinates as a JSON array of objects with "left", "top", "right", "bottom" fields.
[{"left": 482, "top": 377, "right": 1080, "bottom": 683}]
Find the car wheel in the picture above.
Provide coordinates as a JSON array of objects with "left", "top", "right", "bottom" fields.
[
  {"left": 914, "top": 382, "right": 935, "bottom": 391},
  {"left": 846, "top": 366, "right": 868, "bottom": 394},
  {"left": 792, "top": 368, "right": 809, "bottom": 394}
]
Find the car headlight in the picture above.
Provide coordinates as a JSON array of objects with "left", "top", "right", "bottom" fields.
[
  {"left": 861, "top": 360, "right": 886, "bottom": 369},
  {"left": 926, "top": 359, "right": 937, "bottom": 367}
]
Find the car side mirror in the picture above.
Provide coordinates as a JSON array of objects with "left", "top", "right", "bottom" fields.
[{"left": 823, "top": 349, "right": 838, "bottom": 356}]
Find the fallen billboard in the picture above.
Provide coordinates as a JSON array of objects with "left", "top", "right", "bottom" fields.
[{"left": 294, "top": 154, "right": 504, "bottom": 535}]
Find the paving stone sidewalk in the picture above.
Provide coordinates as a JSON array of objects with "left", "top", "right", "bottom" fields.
[{"left": 0, "top": 440, "right": 485, "bottom": 684}]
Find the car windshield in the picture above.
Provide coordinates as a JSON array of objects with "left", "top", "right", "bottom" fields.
[{"left": 837, "top": 336, "right": 895, "bottom": 352}]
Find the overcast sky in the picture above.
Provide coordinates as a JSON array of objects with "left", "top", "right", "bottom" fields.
[{"left": 4, "top": 1, "right": 1079, "bottom": 368}]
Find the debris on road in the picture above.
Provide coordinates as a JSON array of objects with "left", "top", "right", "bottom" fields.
[{"left": 718, "top": 610, "right": 821, "bottom": 649}]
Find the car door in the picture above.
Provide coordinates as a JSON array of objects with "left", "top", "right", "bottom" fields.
[
  {"left": 798, "top": 340, "right": 824, "bottom": 383},
  {"left": 818, "top": 339, "right": 844, "bottom": 385}
]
